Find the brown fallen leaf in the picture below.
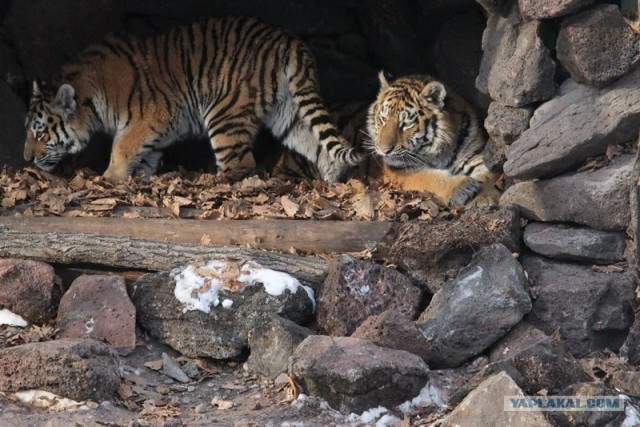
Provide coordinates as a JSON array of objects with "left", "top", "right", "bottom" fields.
[
  {"left": 144, "top": 359, "right": 164, "bottom": 371},
  {"left": 210, "top": 397, "right": 234, "bottom": 410},
  {"left": 280, "top": 195, "right": 299, "bottom": 217}
]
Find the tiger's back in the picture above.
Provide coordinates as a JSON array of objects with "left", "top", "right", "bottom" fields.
[{"left": 23, "top": 16, "right": 359, "bottom": 182}]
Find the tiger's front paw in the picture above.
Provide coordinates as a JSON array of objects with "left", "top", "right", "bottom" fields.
[
  {"left": 468, "top": 185, "right": 501, "bottom": 209},
  {"left": 450, "top": 177, "right": 481, "bottom": 206}
]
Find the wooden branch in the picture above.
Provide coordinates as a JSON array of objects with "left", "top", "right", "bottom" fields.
[
  {"left": 0, "top": 228, "right": 329, "bottom": 287},
  {"left": 0, "top": 216, "right": 395, "bottom": 254}
]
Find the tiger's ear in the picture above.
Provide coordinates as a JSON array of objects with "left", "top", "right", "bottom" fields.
[
  {"left": 421, "top": 81, "right": 446, "bottom": 110},
  {"left": 55, "top": 83, "right": 77, "bottom": 116},
  {"left": 31, "top": 80, "right": 42, "bottom": 99},
  {"left": 378, "top": 71, "right": 390, "bottom": 90}
]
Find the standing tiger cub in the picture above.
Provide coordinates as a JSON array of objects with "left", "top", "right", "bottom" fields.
[
  {"left": 276, "top": 72, "right": 499, "bottom": 206},
  {"left": 23, "top": 16, "right": 360, "bottom": 182}
]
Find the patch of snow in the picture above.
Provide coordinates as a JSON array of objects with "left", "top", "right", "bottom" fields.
[
  {"left": 13, "top": 390, "right": 90, "bottom": 411},
  {"left": 0, "top": 308, "right": 28, "bottom": 327},
  {"left": 172, "top": 259, "right": 315, "bottom": 314},
  {"left": 620, "top": 395, "right": 639, "bottom": 427},
  {"left": 376, "top": 414, "right": 402, "bottom": 427},
  {"left": 358, "top": 285, "right": 370, "bottom": 295},
  {"left": 358, "top": 406, "right": 388, "bottom": 423},
  {"left": 398, "top": 381, "right": 447, "bottom": 414}
]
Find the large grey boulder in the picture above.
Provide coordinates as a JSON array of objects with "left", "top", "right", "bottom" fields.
[
  {"left": 476, "top": 2, "right": 556, "bottom": 107},
  {"left": 557, "top": 5, "right": 640, "bottom": 88},
  {"left": 621, "top": 316, "right": 640, "bottom": 365},
  {"left": 388, "top": 207, "right": 521, "bottom": 294},
  {"left": 443, "top": 372, "right": 552, "bottom": 427},
  {"left": 289, "top": 336, "right": 429, "bottom": 414},
  {"left": 489, "top": 322, "right": 591, "bottom": 394},
  {"left": 0, "top": 339, "right": 121, "bottom": 401},
  {"left": 416, "top": 244, "right": 532, "bottom": 368},
  {"left": 522, "top": 255, "right": 636, "bottom": 357},
  {"left": 501, "top": 154, "right": 634, "bottom": 231},
  {"left": 524, "top": 223, "right": 627, "bottom": 264},
  {"left": 504, "top": 70, "right": 640, "bottom": 179},
  {"left": 316, "top": 256, "right": 421, "bottom": 337},
  {"left": 519, "top": 0, "right": 596, "bottom": 20},
  {"left": 129, "top": 269, "right": 314, "bottom": 359}
]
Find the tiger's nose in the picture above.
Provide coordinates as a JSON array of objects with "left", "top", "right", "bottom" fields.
[
  {"left": 24, "top": 152, "right": 34, "bottom": 162},
  {"left": 380, "top": 146, "right": 394, "bottom": 155}
]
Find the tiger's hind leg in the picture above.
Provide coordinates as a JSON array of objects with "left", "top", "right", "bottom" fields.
[{"left": 204, "top": 105, "right": 259, "bottom": 181}]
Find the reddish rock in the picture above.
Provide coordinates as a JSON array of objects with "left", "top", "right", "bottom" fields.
[
  {"left": 0, "top": 339, "right": 121, "bottom": 401},
  {"left": 57, "top": 275, "right": 136, "bottom": 355},
  {"left": 316, "top": 256, "right": 422, "bottom": 336},
  {"left": 0, "top": 259, "right": 58, "bottom": 324},
  {"left": 519, "top": 0, "right": 595, "bottom": 20},
  {"left": 351, "top": 309, "right": 429, "bottom": 360}
]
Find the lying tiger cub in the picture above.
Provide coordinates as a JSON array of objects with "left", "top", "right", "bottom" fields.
[{"left": 276, "top": 73, "right": 500, "bottom": 207}]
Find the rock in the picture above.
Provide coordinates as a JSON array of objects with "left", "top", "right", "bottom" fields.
[
  {"left": 127, "top": 0, "right": 358, "bottom": 36},
  {"left": 416, "top": 243, "right": 532, "bottom": 368},
  {"left": 556, "top": 5, "right": 640, "bottom": 88},
  {"left": 0, "top": 339, "right": 121, "bottom": 401},
  {"left": 129, "top": 269, "right": 314, "bottom": 359},
  {"left": 316, "top": 256, "right": 421, "bottom": 336},
  {"left": 484, "top": 102, "right": 533, "bottom": 145},
  {"left": 523, "top": 223, "right": 627, "bottom": 264},
  {"left": 351, "top": 309, "right": 428, "bottom": 360},
  {"left": 504, "top": 71, "right": 640, "bottom": 179},
  {"left": 6, "top": 0, "right": 126, "bottom": 80},
  {"left": 180, "top": 361, "right": 200, "bottom": 380},
  {"left": 609, "top": 371, "right": 640, "bottom": 396},
  {"left": 519, "top": 0, "right": 596, "bottom": 20},
  {"left": 388, "top": 207, "right": 521, "bottom": 294},
  {"left": 502, "top": 155, "right": 634, "bottom": 231},
  {"left": 475, "top": 0, "right": 510, "bottom": 15},
  {"left": 620, "top": 316, "right": 640, "bottom": 365},
  {"left": 476, "top": 2, "right": 556, "bottom": 107},
  {"left": 522, "top": 255, "right": 636, "bottom": 357},
  {"left": 430, "top": 8, "right": 491, "bottom": 116},
  {"left": 245, "top": 314, "right": 311, "bottom": 379},
  {"left": 0, "top": 259, "right": 58, "bottom": 324},
  {"left": 484, "top": 138, "right": 507, "bottom": 172},
  {"left": 443, "top": 371, "right": 552, "bottom": 427},
  {"left": 161, "top": 353, "right": 190, "bottom": 383},
  {"left": 289, "top": 336, "right": 429, "bottom": 414},
  {"left": 56, "top": 275, "right": 136, "bottom": 355},
  {"left": 0, "top": 82, "right": 27, "bottom": 169},
  {"left": 489, "top": 322, "right": 591, "bottom": 394},
  {"left": 549, "top": 382, "right": 622, "bottom": 427}
]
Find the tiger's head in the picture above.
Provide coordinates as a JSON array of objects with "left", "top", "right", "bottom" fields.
[
  {"left": 24, "top": 81, "right": 86, "bottom": 171},
  {"left": 366, "top": 72, "right": 451, "bottom": 169}
]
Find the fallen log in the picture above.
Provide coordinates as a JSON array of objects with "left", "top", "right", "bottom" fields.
[
  {"left": 0, "top": 228, "right": 329, "bottom": 287},
  {"left": 0, "top": 217, "right": 394, "bottom": 254}
]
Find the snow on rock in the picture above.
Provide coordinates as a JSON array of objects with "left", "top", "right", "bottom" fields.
[
  {"left": 171, "top": 259, "right": 315, "bottom": 314},
  {"left": 0, "top": 308, "right": 28, "bottom": 327}
]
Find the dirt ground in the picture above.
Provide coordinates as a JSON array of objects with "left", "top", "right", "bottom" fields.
[{"left": 0, "top": 334, "right": 381, "bottom": 427}]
